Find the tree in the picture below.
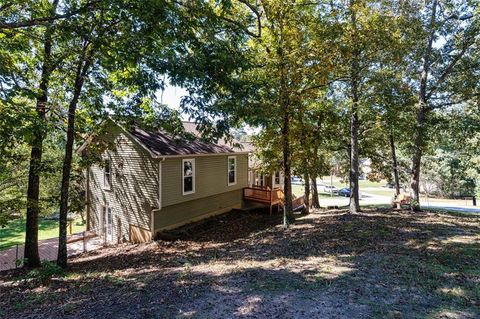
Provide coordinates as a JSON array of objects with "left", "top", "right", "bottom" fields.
[
  {"left": 23, "top": 0, "right": 59, "bottom": 267},
  {"left": 406, "top": 0, "right": 479, "bottom": 210},
  {"left": 168, "top": 0, "right": 322, "bottom": 226},
  {"left": 362, "top": 65, "right": 416, "bottom": 199},
  {"left": 321, "top": 0, "right": 407, "bottom": 213}
]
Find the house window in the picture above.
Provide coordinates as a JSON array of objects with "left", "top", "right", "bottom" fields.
[
  {"left": 182, "top": 159, "right": 195, "bottom": 195},
  {"left": 228, "top": 156, "right": 236, "bottom": 186},
  {"left": 274, "top": 170, "right": 281, "bottom": 186},
  {"left": 255, "top": 172, "right": 265, "bottom": 187},
  {"left": 103, "top": 159, "right": 112, "bottom": 190}
]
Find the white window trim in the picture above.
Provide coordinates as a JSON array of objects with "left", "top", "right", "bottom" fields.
[
  {"left": 227, "top": 156, "right": 237, "bottom": 186},
  {"left": 103, "top": 158, "right": 112, "bottom": 191},
  {"left": 273, "top": 170, "right": 281, "bottom": 187},
  {"left": 101, "top": 205, "right": 114, "bottom": 241},
  {"left": 182, "top": 158, "right": 195, "bottom": 195}
]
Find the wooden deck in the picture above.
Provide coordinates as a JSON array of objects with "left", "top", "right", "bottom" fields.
[
  {"left": 243, "top": 186, "right": 308, "bottom": 214},
  {"left": 243, "top": 186, "right": 284, "bottom": 214}
]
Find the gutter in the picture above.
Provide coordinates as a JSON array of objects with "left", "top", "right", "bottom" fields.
[{"left": 150, "top": 151, "right": 250, "bottom": 159}]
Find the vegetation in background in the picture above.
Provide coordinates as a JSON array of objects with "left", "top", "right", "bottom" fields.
[{"left": 0, "top": 0, "right": 478, "bottom": 271}]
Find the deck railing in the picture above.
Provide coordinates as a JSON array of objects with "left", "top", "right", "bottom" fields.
[
  {"left": 243, "top": 186, "right": 272, "bottom": 203},
  {"left": 243, "top": 186, "right": 284, "bottom": 204}
]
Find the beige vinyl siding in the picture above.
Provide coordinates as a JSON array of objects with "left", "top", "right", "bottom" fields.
[
  {"left": 153, "top": 154, "right": 248, "bottom": 231},
  {"left": 154, "top": 189, "right": 242, "bottom": 231},
  {"left": 161, "top": 154, "right": 248, "bottom": 207},
  {"left": 87, "top": 127, "right": 158, "bottom": 242}
]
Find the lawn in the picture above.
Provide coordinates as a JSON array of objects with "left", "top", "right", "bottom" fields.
[
  {"left": 0, "top": 218, "right": 86, "bottom": 250},
  {"left": 1, "top": 208, "right": 478, "bottom": 318},
  {"left": 292, "top": 184, "right": 332, "bottom": 198}
]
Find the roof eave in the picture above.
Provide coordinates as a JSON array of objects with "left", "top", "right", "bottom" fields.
[{"left": 151, "top": 151, "right": 250, "bottom": 159}]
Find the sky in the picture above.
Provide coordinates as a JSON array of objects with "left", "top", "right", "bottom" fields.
[{"left": 158, "top": 84, "right": 188, "bottom": 111}]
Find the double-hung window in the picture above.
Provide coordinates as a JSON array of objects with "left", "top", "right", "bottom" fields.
[
  {"left": 228, "top": 156, "right": 236, "bottom": 186},
  {"left": 103, "top": 158, "right": 112, "bottom": 190},
  {"left": 274, "top": 170, "right": 281, "bottom": 187},
  {"left": 182, "top": 159, "right": 195, "bottom": 195}
]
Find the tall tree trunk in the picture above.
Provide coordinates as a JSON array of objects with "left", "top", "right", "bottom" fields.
[
  {"left": 57, "top": 44, "right": 92, "bottom": 268},
  {"left": 24, "top": 0, "right": 58, "bottom": 267},
  {"left": 389, "top": 132, "right": 400, "bottom": 197},
  {"left": 303, "top": 171, "right": 310, "bottom": 214},
  {"left": 311, "top": 176, "right": 320, "bottom": 208},
  {"left": 349, "top": 0, "right": 361, "bottom": 213},
  {"left": 411, "top": 0, "right": 437, "bottom": 211},
  {"left": 282, "top": 111, "right": 294, "bottom": 226},
  {"left": 411, "top": 107, "right": 426, "bottom": 210},
  {"left": 350, "top": 99, "right": 360, "bottom": 213},
  {"left": 277, "top": 19, "right": 293, "bottom": 227}
]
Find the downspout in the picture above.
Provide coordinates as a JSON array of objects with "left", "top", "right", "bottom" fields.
[{"left": 152, "top": 157, "right": 166, "bottom": 238}]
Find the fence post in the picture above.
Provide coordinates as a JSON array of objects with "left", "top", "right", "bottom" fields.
[
  {"left": 473, "top": 196, "right": 477, "bottom": 206},
  {"left": 83, "top": 231, "right": 86, "bottom": 253},
  {"left": 15, "top": 244, "right": 19, "bottom": 268}
]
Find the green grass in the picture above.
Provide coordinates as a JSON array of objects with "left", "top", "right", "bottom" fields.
[
  {"left": 318, "top": 176, "right": 387, "bottom": 188},
  {"left": 0, "top": 218, "right": 86, "bottom": 250},
  {"left": 361, "top": 189, "right": 395, "bottom": 196}
]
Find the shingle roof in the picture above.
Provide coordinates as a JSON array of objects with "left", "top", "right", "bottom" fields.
[{"left": 129, "top": 126, "right": 236, "bottom": 156}]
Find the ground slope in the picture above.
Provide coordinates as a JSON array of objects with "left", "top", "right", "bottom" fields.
[{"left": 1, "top": 208, "right": 479, "bottom": 319}]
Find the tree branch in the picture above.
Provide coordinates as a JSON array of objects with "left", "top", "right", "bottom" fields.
[
  {"left": 0, "top": 1, "right": 101, "bottom": 30},
  {"left": 426, "top": 42, "right": 472, "bottom": 102}
]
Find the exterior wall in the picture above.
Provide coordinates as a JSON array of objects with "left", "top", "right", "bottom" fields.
[
  {"left": 87, "top": 126, "right": 158, "bottom": 242},
  {"left": 155, "top": 154, "right": 249, "bottom": 231},
  {"left": 154, "top": 189, "right": 242, "bottom": 231},
  {"left": 161, "top": 154, "right": 248, "bottom": 207}
]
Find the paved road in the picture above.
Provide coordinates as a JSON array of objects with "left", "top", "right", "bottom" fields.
[{"left": 318, "top": 191, "right": 480, "bottom": 214}]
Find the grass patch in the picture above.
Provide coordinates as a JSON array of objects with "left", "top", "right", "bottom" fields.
[{"left": 0, "top": 218, "right": 86, "bottom": 250}]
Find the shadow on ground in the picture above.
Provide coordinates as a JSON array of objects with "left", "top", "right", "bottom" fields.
[{"left": 1, "top": 208, "right": 479, "bottom": 319}]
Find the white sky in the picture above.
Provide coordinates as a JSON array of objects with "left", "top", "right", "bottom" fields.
[{"left": 158, "top": 84, "right": 188, "bottom": 111}]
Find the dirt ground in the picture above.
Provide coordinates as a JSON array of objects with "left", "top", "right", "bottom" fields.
[{"left": 0, "top": 208, "right": 479, "bottom": 319}]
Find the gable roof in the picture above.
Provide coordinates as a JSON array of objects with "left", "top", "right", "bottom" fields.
[
  {"left": 78, "top": 119, "right": 249, "bottom": 158},
  {"left": 129, "top": 126, "right": 236, "bottom": 157}
]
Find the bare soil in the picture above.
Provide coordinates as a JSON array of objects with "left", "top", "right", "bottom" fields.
[{"left": 1, "top": 208, "right": 479, "bottom": 319}]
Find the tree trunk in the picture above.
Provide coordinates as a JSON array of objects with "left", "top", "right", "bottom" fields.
[
  {"left": 24, "top": 0, "right": 58, "bottom": 267},
  {"left": 410, "top": 106, "right": 426, "bottom": 211},
  {"left": 24, "top": 131, "right": 43, "bottom": 267},
  {"left": 57, "top": 45, "right": 92, "bottom": 268},
  {"left": 410, "top": 0, "right": 437, "bottom": 211},
  {"left": 277, "top": 19, "right": 293, "bottom": 227},
  {"left": 350, "top": 102, "right": 360, "bottom": 213},
  {"left": 282, "top": 111, "right": 294, "bottom": 226},
  {"left": 311, "top": 176, "right": 320, "bottom": 208},
  {"left": 389, "top": 132, "right": 400, "bottom": 197},
  {"left": 303, "top": 171, "right": 310, "bottom": 214},
  {"left": 349, "top": 0, "right": 361, "bottom": 213}
]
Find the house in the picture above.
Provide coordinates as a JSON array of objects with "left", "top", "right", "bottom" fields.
[
  {"left": 80, "top": 120, "right": 250, "bottom": 243},
  {"left": 240, "top": 141, "right": 285, "bottom": 190}
]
